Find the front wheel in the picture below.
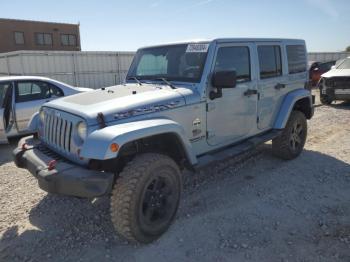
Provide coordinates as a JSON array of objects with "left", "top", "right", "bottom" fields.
[
  {"left": 272, "top": 110, "right": 307, "bottom": 160},
  {"left": 320, "top": 94, "right": 333, "bottom": 105},
  {"left": 110, "top": 153, "right": 181, "bottom": 243}
]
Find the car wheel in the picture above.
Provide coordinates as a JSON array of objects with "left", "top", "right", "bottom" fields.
[
  {"left": 320, "top": 94, "right": 333, "bottom": 105},
  {"left": 272, "top": 110, "right": 307, "bottom": 160},
  {"left": 110, "top": 153, "right": 181, "bottom": 243}
]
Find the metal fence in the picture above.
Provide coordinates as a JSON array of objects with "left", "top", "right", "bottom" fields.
[
  {"left": 0, "top": 50, "right": 135, "bottom": 89},
  {"left": 308, "top": 52, "right": 350, "bottom": 63},
  {"left": 0, "top": 51, "right": 349, "bottom": 89}
]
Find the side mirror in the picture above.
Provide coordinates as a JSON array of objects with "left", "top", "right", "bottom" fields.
[
  {"left": 331, "top": 65, "right": 336, "bottom": 70},
  {"left": 210, "top": 70, "right": 237, "bottom": 100},
  {"left": 212, "top": 70, "right": 237, "bottom": 88}
]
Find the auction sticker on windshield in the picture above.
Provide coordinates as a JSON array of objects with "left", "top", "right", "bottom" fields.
[{"left": 186, "top": 43, "right": 209, "bottom": 53}]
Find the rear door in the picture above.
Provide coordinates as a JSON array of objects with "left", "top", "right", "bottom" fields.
[
  {"left": 256, "top": 43, "right": 288, "bottom": 130},
  {"left": 14, "top": 80, "right": 51, "bottom": 132}
]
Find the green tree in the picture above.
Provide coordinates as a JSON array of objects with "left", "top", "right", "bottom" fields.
[{"left": 346, "top": 46, "right": 350, "bottom": 52}]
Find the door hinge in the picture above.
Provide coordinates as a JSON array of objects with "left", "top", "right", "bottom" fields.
[
  {"left": 206, "top": 103, "right": 215, "bottom": 112},
  {"left": 257, "top": 92, "right": 260, "bottom": 100},
  {"left": 206, "top": 131, "right": 215, "bottom": 138},
  {"left": 257, "top": 116, "right": 260, "bottom": 123}
]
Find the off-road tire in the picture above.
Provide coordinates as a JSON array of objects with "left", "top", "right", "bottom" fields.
[
  {"left": 110, "top": 153, "right": 181, "bottom": 243},
  {"left": 272, "top": 110, "right": 307, "bottom": 160},
  {"left": 320, "top": 94, "right": 333, "bottom": 105}
]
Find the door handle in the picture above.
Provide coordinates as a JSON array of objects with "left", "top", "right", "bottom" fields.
[
  {"left": 275, "top": 83, "right": 286, "bottom": 90},
  {"left": 244, "top": 89, "right": 258, "bottom": 96}
]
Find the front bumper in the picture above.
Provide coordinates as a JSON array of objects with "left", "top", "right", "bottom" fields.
[
  {"left": 320, "top": 78, "right": 350, "bottom": 101},
  {"left": 13, "top": 136, "right": 114, "bottom": 198}
]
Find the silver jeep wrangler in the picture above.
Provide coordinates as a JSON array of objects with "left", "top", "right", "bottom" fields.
[{"left": 13, "top": 38, "right": 314, "bottom": 243}]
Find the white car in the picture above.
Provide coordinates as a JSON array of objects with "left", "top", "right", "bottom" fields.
[
  {"left": 319, "top": 57, "right": 350, "bottom": 104},
  {"left": 0, "top": 76, "right": 92, "bottom": 143}
]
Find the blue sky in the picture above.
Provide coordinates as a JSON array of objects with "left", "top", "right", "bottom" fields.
[{"left": 1, "top": 0, "right": 349, "bottom": 52}]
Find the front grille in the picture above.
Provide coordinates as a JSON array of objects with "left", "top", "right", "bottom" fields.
[
  {"left": 43, "top": 111, "right": 74, "bottom": 153},
  {"left": 332, "top": 77, "right": 350, "bottom": 89},
  {"left": 37, "top": 144, "right": 67, "bottom": 161}
]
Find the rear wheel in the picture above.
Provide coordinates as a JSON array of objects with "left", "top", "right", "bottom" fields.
[
  {"left": 110, "top": 153, "right": 181, "bottom": 243},
  {"left": 272, "top": 110, "right": 307, "bottom": 160}
]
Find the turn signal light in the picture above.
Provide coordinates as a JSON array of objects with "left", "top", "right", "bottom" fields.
[{"left": 110, "top": 143, "right": 119, "bottom": 152}]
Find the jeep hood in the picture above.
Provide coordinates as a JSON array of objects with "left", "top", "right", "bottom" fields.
[
  {"left": 44, "top": 84, "right": 191, "bottom": 125},
  {"left": 322, "top": 69, "right": 350, "bottom": 78}
]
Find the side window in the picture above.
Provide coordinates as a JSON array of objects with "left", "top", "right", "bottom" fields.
[
  {"left": 258, "top": 45, "right": 282, "bottom": 79},
  {"left": 49, "top": 84, "right": 64, "bottom": 97},
  {"left": 214, "top": 46, "right": 251, "bottom": 83},
  {"left": 16, "top": 81, "right": 50, "bottom": 103},
  {"left": 35, "top": 33, "right": 52, "bottom": 46},
  {"left": 61, "top": 34, "right": 77, "bottom": 46},
  {"left": 14, "top": 32, "right": 25, "bottom": 45},
  {"left": 286, "top": 45, "right": 306, "bottom": 74}
]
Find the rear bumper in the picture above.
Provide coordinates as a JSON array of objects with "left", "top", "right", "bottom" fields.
[{"left": 13, "top": 136, "right": 114, "bottom": 198}]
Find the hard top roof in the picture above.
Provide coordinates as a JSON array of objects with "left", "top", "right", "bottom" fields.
[{"left": 139, "top": 38, "right": 305, "bottom": 49}]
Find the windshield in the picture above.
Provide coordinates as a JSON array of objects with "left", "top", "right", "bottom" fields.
[
  {"left": 336, "top": 58, "right": 350, "bottom": 69},
  {"left": 127, "top": 43, "right": 209, "bottom": 83}
]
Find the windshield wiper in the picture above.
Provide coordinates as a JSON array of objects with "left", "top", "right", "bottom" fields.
[
  {"left": 153, "top": 77, "right": 176, "bottom": 89},
  {"left": 127, "top": 76, "right": 142, "bottom": 86}
]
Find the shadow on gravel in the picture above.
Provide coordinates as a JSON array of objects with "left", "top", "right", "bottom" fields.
[
  {"left": 0, "top": 138, "right": 19, "bottom": 166},
  {"left": 1, "top": 146, "right": 350, "bottom": 262}
]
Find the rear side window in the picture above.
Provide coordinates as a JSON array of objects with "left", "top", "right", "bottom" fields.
[
  {"left": 214, "top": 46, "right": 251, "bottom": 82},
  {"left": 258, "top": 45, "right": 282, "bottom": 79},
  {"left": 286, "top": 45, "right": 307, "bottom": 74},
  {"left": 16, "top": 81, "right": 50, "bottom": 102},
  {"left": 49, "top": 84, "right": 64, "bottom": 97}
]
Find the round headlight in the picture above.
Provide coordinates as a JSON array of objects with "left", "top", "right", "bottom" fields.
[
  {"left": 77, "top": 121, "right": 87, "bottom": 141},
  {"left": 39, "top": 109, "right": 45, "bottom": 123}
]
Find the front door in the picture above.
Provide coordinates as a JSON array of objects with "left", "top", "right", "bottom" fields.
[
  {"left": 0, "top": 82, "right": 15, "bottom": 143},
  {"left": 207, "top": 43, "right": 258, "bottom": 146}
]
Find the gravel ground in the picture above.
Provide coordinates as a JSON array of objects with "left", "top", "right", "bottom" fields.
[{"left": 0, "top": 94, "right": 349, "bottom": 262}]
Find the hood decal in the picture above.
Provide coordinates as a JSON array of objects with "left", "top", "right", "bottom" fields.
[{"left": 114, "top": 100, "right": 182, "bottom": 120}]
